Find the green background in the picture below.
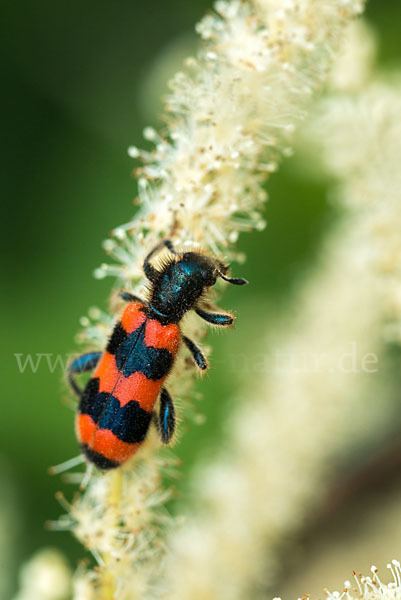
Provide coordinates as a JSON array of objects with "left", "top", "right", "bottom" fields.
[{"left": 1, "top": 0, "right": 401, "bottom": 597}]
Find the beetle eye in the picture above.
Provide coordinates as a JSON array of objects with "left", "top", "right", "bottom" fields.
[{"left": 203, "top": 269, "right": 217, "bottom": 286}]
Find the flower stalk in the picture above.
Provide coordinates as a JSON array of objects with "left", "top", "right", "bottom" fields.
[
  {"left": 50, "top": 0, "right": 367, "bottom": 598},
  {"left": 161, "top": 44, "right": 401, "bottom": 600},
  {"left": 310, "top": 561, "right": 401, "bottom": 600}
]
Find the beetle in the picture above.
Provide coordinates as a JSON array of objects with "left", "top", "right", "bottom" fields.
[{"left": 68, "top": 239, "right": 247, "bottom": 469}]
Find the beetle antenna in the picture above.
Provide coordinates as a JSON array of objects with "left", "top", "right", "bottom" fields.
[{"left": 218, "top": 272, "right": 248, "bottom": 285}]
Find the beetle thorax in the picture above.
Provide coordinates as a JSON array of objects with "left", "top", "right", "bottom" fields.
[{"left": 149, "top": 254, "right": 217, "bottom": 322}]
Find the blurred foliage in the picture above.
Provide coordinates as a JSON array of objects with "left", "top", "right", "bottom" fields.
[{"left": 1, "top": 0, "right": 401, "bottom": 597}]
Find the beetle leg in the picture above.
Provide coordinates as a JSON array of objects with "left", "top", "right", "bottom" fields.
[
  {"left": 163, "top": 240, "right": 178, "bottom": 254},
  {"left": 143, "top": 239, "right": 177, "bottom": 282},
  {"left": 155, "top": 387, "right": 176, "bottom": 444},
  {"left": 119, "top": 291, "right": 144, "bottom": 303},
  {"left": 195, "top": 306, "right": 234, "bottom": 327},
  {"left": 68, "top": 351, "right": 102, "bottom": 398},
  {"left": 183, "top": 335, "right": 208, "bottom": 370}
]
